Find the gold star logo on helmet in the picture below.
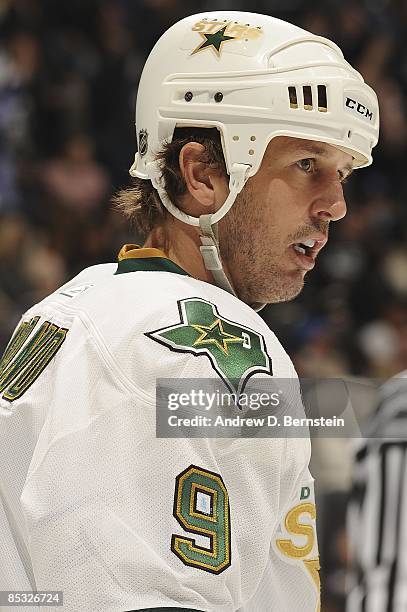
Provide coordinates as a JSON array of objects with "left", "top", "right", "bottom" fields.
[{"left": 191, "top": 24, "right": 236, "bottom": 57}]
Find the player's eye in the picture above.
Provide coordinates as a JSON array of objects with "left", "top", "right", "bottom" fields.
[{"left": 297, "top": 158, "right": 314, "bottom": 173}]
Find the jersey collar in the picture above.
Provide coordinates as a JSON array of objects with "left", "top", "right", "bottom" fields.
[{"left": 115, "top": 244, "right": 189, "bottom": 276}]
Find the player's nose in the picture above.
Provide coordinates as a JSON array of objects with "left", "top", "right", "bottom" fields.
[{"left": 310, "top": 180, "right": 347, "bottom": 222}]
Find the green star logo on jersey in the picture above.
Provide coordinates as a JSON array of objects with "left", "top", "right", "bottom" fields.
[
  {"left": 191, "top": 25, "right": 236, "bottom": 57},
  {"left": 146, "top": 298, "right": 272, "bottom": 394}
]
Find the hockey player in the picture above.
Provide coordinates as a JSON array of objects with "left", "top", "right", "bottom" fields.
[{"left": 0, "top": 11, "right": 378, "bottom": 612}]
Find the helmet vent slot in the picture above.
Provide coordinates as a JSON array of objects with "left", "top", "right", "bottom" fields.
[
  {"left": 317, "top": 85, "right": 328, "bottom": 112},
  {"left": 288, "top": 86, "right": 298, "bottom": 109},
  {"left": 289, "top": 85, "right": 328, "bottom": 112},
  {"left": 303, "top": 86, "right": 313, "bottom": 110}
]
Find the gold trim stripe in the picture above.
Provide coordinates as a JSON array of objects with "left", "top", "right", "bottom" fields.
[{"left": 117, "top": 244, "right": 169, "bottom": 261}]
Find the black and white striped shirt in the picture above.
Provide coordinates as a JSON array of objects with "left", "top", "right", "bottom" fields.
[{"left": 347, "top": 372, "right": 407, "bottom": 612}]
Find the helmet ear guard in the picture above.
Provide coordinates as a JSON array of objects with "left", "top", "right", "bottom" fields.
[{"left": 130, "top": 11, "right": 379, "bottom": 305}]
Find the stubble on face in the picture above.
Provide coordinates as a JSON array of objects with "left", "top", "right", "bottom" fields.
[{"left": 219, "top": 182, "right": 329, "bottom": 305}]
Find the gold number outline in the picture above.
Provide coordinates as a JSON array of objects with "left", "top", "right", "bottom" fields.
[{"left": 171, "top": 464, "right": 231, "bottom": 574}]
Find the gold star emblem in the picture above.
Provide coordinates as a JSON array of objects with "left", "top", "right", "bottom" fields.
[
  {"left": 191, "top": 24, "right": 236, "bottom": 58},
  {"left": 192, "top": 319, "right": 243, "bottom": 355}
]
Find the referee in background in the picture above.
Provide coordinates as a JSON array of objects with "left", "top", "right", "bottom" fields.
[{"left": 347, "top": 372, "right": 407, "bottom": 611}]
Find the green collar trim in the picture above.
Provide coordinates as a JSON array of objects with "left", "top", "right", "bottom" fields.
[{"left": 115, "top": 257, "right": 189, "bottom": 276}]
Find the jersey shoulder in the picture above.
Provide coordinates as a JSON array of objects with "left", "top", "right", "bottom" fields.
[{"left": 23, "top": 265, "right": 296, "bottom": 400}]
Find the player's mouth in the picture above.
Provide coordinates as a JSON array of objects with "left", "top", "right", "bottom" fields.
[{"left": 290, "top": 237, "right": 327, "bottom": 270}]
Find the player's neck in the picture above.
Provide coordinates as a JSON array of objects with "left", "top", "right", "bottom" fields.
[{"left": 143, "top": 222, "right": 222, "bottom": 286}]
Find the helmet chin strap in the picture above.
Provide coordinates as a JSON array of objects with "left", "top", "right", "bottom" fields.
[
  {"left": 143, "top": 158, "right": 265, "bottom": 310},
  {"left": 198, "top": 213, "right": 236, "bottom": 296},
  {"left": 198, "top": 214, "right": 266, "bottom": 312}
]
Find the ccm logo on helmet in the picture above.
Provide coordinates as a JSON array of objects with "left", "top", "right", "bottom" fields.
[{"left": 345, "top": 97, "right": 373, "bottom": 121}]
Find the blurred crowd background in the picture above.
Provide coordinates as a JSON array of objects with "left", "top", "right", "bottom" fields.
[{"left": 1, "top": 0, "right": 406, "bottom": 610}]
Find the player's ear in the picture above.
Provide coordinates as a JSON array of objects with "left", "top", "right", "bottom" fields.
[{"left": 179, "top": 142, "right": 228, "bottom": 210}]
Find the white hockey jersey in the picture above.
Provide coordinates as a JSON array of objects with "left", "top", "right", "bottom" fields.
[{"left": 0, "top": 245, "right": 320, "bottom": 612}]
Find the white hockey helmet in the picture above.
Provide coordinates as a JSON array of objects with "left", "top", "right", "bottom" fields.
[{"left": 129, "top": 11, "right": 379, "bottom": 298}]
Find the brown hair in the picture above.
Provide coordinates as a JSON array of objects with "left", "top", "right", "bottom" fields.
[{"left": 112, "top": 127, "right": 227, "bottom": 235}]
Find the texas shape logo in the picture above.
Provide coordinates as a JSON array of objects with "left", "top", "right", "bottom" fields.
[{"left": 146, "top": 298, "right": 272, "bottom": 394}]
